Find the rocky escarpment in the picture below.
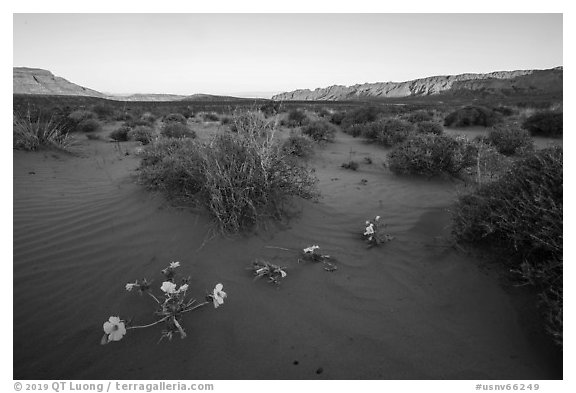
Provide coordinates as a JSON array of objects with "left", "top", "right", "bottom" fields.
[
  {"left": 272, "top": 67, "right": 563, "bottom": 101},
  {"left": 13, "top": 67, "right": 108, "bottom": 98}
]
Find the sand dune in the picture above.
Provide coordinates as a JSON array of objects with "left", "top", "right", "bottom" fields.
[{"left": 13, "top": 128, "right": 561, "bottom": 379}]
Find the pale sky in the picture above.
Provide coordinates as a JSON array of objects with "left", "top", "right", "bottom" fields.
[{"left": 13, "top": 13, "right": 563, "bottom": 98}]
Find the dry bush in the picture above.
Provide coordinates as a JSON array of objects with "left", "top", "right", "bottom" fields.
[
  {"left": 13, "top": 111, "right": 71, "bottom": 151},
  {"left": 452, "top": 147, "right": 563, "bottom": 345},
  {"left": 138, "top": 112, "right": 318, "bottom": 233}
]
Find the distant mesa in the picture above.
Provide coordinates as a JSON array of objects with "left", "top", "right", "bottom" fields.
[
  {"left": 13, "top": 67, "right": 248, "bottom": 102},
  {"left": 13, "top": 67, "right": 108, "bottom": 98},
  {"left": 14, "top": 66, "right": 562, "bottom": 102},
  {"left": 271, "top": 66, "right": 563, "bottom": 101}
]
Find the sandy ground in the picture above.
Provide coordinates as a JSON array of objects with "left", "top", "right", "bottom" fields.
[{"left": 13, "top": 124, "right": 561, "bottom": 379}]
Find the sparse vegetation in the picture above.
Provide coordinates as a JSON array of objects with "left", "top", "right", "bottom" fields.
[
  {"left": 281, "top": 132, "right": 315, "bottom": 158},
  {"left": 452, "top": 147, "right": 563, "bottom": 345},
  {"left": 522, "top": 111, "right": 563, "bottom": 137},
  {"left": 416, "top": 121, "right": 444, "bottom": 135},
  {"left": 163, "top": 113, "right": 188, "bottom": 125},
  {"left": 138, "top": 113, "right": 318, "bottom": 233},
  {"left": 160, "top": 123, "right": 196, "bottom": 139},
  {"left": 13, "top": 111, "right": 70, "bottom": 151},
  {"left": 388, "top": 134, "right": 476, "bottom": 177},
  {"left": 285, "top": 109, "right": 308, "bottom": 127},
  {"left": 444, "top": 105, "right": 503, "bottom": 128},
  {"left": 77, "top": 118, "right": 101, "bottom": 133},
  {"left": 302, "top": 119, "right": 337, "bottom": 142},
  {"left": 109, "top": 124, "right": 132, "bottom": 142},
  {"left": 404, "top": 110, "right": 434, "bottom": 123},
  {"left": 485, "top": 124, "right": 534, "bottom": 156},
  {"left": 129, "top": 126, "right": 155, "bottom": 145}
]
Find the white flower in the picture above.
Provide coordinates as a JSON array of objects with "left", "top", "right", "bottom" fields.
[
  {"left": 364, "top": 223, "right": 375, "bottom": 236},
  {"left": 103, "top": 316, "right": 126, "bottom": 342},
  {"left": 212, "top": 283, "right": 227, "bottom": 308},
  {"left": 280, "top": 269, "right": 287, "bottom": 278},
  {"left": 177, "top": 284, "right": 189, "bottom": 293},
  {"left": 169, "top": 261, "right": 180, "bottom": 269},
  {"left": 365, "top": 220, "right": 370, "bottom": 225},
  {"left": 125, "top": 283, "right": 136, "bottom": 292},
  {"left": 161, "top": 281, "right": 177, "bottom": 294},
  {"left": 375, "top": 216, "right": 381, "bottom": 221},
  {"left": 303, "top": 245, "right": 319, "bottom": 254}
]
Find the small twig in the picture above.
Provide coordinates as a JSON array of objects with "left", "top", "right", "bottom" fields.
[
  {"left": 264, "top": 246, "right": 294, "bottom": 252},
  {"left": 147, "top": 292, "right": 161, "bottom": 304},
  {"left": 182, "top": 301, "right": 210, "bottom": 313}
]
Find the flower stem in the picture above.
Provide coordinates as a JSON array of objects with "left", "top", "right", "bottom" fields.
[
  {"left": 127, "top": 316, "right": 169, "bottom": 330},
  {"left": 182, "top": 301, "right": 210, "bottom": 313},
  {"left": 147, "top": 292, "right": 161, "bottom": 304}
]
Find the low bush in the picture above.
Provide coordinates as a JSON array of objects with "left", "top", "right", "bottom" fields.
[
  {"left": 160, "top": 123, "right": 196, "bottom": 139},
  {"left": 486, "top": 125, "right": 534, "bottom": 156},
  {"left": 416, "top": 121, "right": 444, "bottom": 135},
  {"left": 203, "top": 112, "right": 220, "bottom": 122},
  {"left": 330, "top": 111, "right": 346, "bottom": 125},
  {"left": 341, "top": 161, "right": 359, "bottom": 171},
  {"left": 109, "top": 124, "right": 132, "bottom": 142},
  {"left": 444, "top": 105, "right": 503, "bottom": 128},
  {"left": 229, "top": 110, "right": 272, "bottom": 135},
  {"left": 522, "top": 111, "right": 563, "bottom": 137},
  {"left": 68, "top": 110, "right": 96, "bottom": 124},
  {"left": 404, "top": 110, "right": 433, "bottom": 123},
  {"left": 163, "top": 113, "right": 188, "bottom": 125},
  {"left": 388, "top": 134, "right": 476, "bottom": 177},
  {"left": 13, "top": 112, "right": 70, "bottom": 151},
  {"left": 91, "top": 104, "right": 115, "bottom": 120},
  {"left": 373, "top": 118, "right": 415, "bottom": 147},
  {"left": 302, "top": 120, "right": 336, "bottom": 142},
  {"left": 128, "top": 126, "right": 155, "bottom": 145},
  {"left": 285, "top": 109, "right": 308, "bottom": 127},
  {"left": 137, "top": 124, "right": 318, "bottom": 233},
  {"left": 340, "top": 106, "right": 381, "bottom": 130},
  {"left": 77, "top": 118, "right": 101, "bottom": 133},
  {"left": 281, "top": 132, "right": 315, "bottom": 158},
  {"left": 452, "top": 147, "right": 563, "bottom": 345},
  {"left": 140, "top": 112, "right": 157, "bottom": 124}
]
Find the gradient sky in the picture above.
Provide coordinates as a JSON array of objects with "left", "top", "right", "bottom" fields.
[{"left": 13, "top": 13, "right": 563, "bottom": 98}]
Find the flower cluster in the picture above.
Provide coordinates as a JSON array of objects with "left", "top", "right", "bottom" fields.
[
  {"left": 249, "top": 260, "right": 287, "bottom": 285},
  {"left": 102, "top": 261, "right": 226, "bottom": 344},
  {"left": 300, "top": 245, "right": 337, "bottom": 272},
  {"left": 363, "top": 216, "right": 394, "bottom": 246}
]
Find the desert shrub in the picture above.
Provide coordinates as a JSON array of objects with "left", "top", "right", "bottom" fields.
[
  {"left": 281, "top": 132, "right": 315, "bottom": 158},
  {"left": 452, "top": 147, "right": 563, "bottom": 345},
  {"left": 302, "top": 120, "right": 336, "bottom": 142},
  {"left": 486, "top": 125, "right": 534, "bottom": 156},
  {"left": 522, "top": 111, "right": 563, "bottom": 137},
  {"left": 126, "top": 118, "right": 155, "bottom": 128},
  {"left": 346, "top": 123, "right": 365, "bottom": 138},
  {"left": 68, "top": 110, "right": 97, "bottom": 124},
  {"left": 203, "top": 112, "right": 220, "bottom": 122},
  {"left": 373, "top": 118, "right": 416, "bottom": 147},
  {"left": 416, "top": 121, "right": 444, "bottom": 135},
  {"left": 77, "top": 118, "right": 101, "bottom": 133},
  {"left": 13, "top": 112, "right": 70, "bottom": 151},
  {"left": 163, "top": 113, "right": 188, "bottom": 125},
  {"left": 128, "top": 126, "right": 155, "bottom": 145},
  {"left": 260, "top": 101, "right": 281, "bottom": 116},
  {"left": 492, "top": 106, "right": 515, "bottom": 117},
  {"left": 388, "top": 134, "right": 476, "bottom": 177},
  {"left": 137, "top": 124, "right": 318, "bottom": 233},
  {"left": 109, "top": 124, "right": 132, "bottom": 142},
  {"left": 330, "top": 111, "right": 346, "bottom": 125},
  {"left": 340, "top": 106, "right": 381, "bottom": 130},
  {"left": 285, "top": 109, "right": 308, "bottom": 127},
  {"left": 140, "top": 112, "right": 157, "bottom": 124},
  {"left": 220, "top": 116, "right": 232, "bottom": 125},
  {"left": 160, "top": 123, "right": 196, "bottom": 139},
  {"left": 229, "top": 110, "right": 272, "bottom": 135},
  {"left": 464, "top": 141, "right": 511, "bottom": 185},
  {"left": 341, "top": 161, "right": 359, "bottom": 171},
  {"left": 91, "top": 104, "right": 114, "bottom": 120},
  {"left": 404, "top": 110, "right": 433, "bottom": 123},
  {"left": 444, "top": 105, "right": 503, "bottom": 128}
]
